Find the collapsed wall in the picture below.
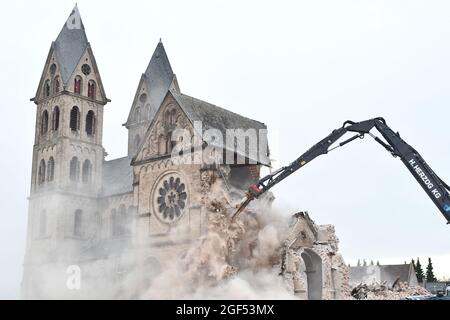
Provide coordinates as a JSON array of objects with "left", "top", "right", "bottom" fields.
[
  {"left": 140, "top": 170, "right": 351, "bottom": 299},
  {"left": 281, "top": 212, "right": 351, "bottom": 299}
]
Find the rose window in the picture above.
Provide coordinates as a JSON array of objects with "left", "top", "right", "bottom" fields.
[{"left": 153, "top": 174, "right": 188, "bottom": 223}]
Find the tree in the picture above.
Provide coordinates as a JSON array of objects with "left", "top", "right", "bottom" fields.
[
  {"left": 357, "top": 259, "right": 361, "bottom": 267},
  {"left": 363, "top": 259, "right": 367, "bottom": 266},
  {"left": 376, "top": 260, "right": 380, "bottom": 266},
  {"left": 411, "top": 259, "right": 415, "bottom": 268},
  {"left": 426, "top": 258, "right": 437, "bottom": 282},
  {"left": 370, "top": 260, "right": 374, "bottom": 266},
  {"left": 415, "top": 258, "right": 425, "bottom": 283}
]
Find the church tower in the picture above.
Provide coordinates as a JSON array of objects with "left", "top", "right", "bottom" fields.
[
  {"left": 124, "top": 41, "right": 179, "bottom": 156},
  {"left": 22, "top": 6, "right": 109, "bottom": 298}
]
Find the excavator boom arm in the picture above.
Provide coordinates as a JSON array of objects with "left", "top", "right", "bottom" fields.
[{"left": 233, "top": 117, "right": 450, "bottom": 224}]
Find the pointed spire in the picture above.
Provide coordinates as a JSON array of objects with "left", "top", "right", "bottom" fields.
[
  {"left": 143, "top": 41, "right": 176, "bottom": 112},
  {"left": 144, "top": 41, "right": 174, "bottom": 80},
  {"left": 54, "top": 5, "right": 88, "bottom": 85}
]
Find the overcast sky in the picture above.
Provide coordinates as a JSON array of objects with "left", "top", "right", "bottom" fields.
[{"left": 1, "top": 0, "right": 450, "bottom": 298}]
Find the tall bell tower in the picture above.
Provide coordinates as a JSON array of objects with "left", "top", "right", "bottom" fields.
[{"left": 22, "top": 5, "right": 109, "bottom": 298}]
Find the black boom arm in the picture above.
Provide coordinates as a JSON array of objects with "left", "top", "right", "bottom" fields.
[{"left": 232, "top": 117, "right": 450, "bottom": 224}]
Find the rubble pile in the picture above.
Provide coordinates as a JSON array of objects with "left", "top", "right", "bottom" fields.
[
  {"left": 144, "top": 171, "right": 352, "bottom": 299},
  {"left": 351, "top": 281, "right": 431, "bottom": 300}
]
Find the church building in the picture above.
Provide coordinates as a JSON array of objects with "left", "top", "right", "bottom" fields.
[{"left": 22, "top": 6, "right": 269, "bottom": 299}]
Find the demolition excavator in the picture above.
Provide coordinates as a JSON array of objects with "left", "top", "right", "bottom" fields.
[{"left": 232, "top": 117, "right": 450, "bottom": 224}]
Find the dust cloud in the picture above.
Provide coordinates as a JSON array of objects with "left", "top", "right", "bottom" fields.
[{"left": 141, "top": 180, "right": 296, "bottom": 299}]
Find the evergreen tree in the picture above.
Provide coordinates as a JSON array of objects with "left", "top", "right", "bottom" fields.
[
  {"left": 363, "top": 259, "right": 367, "bottom": 266},
  {"left": 415, "top": 258, "right": 425, "bottom": 283},
  {"left": 370, "top": 260, "right": 374, "bottom": 266},
  {"left": 376, "top": 260, "right": 380, "bottom": 266},
  {"left": 357, "top": 259, "right": 361, "bottom": 267},
  {"left": 411, "top": 259, "right": 415, "bottom": 269},
  {"left": 426, "top": 258, "right": 437, "bottom": 282}
]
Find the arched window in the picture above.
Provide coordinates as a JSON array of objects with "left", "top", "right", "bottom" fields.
[
  {"left": 53, "top": 76, "right": 60, "bottom": 94},
  {"left": 158, "top": 134, "right": 166, "bottom": 155},
  {"left": 52, "top": 106, "right": 60, "bottom": 131},
  {"left": 88, "top": 80, "right": 96, "bottom": 99},
  {"left": 134, "top": 135, "right": 141, "bottom": 150},
  {"left": 165, "top": 109, "right": 176, "bottom": 125},
  {"left": 135, "top": 107, "right": 141, "bottom": 123},
  {"left": 41, "top": 110, "right": 49, "bottom": 135},
  {"left": 38, "top": 159, "right": 46, "bottom": 185},
  {"left": 70, "top": 106, "right": 80, "bottom": 131},
  {"left": 93, "top": 211, "right": 102, "bottom": 233},
  {"left": 74, "top": 209, "right": 83, "bottom": 237},
  {"left": 74, "top": 76, "right": 82, "bottom": 95},
  {"left": 47, "top": 157, "right": 54, "bottom": 182},
  {"left": 85, "top": 110, "right": 95, "bottom": 135},
  {"left": 126, "top": 206, "right": 133, "bottom": 236},
  {"left": 145, "top": 104, "right": 152, "bottom": 121},
  {"left": 39, "top": 210, "right": 47, "bottom": 237},
  {"left": 44, "top": 80, "right": 50, "bottom": 97},
  {"left": 118, "top": 204, "right": 127, "bottom": 237},
  {"left": 170, "top": 109, "right": 177, "bottom": 125},
  {"left": 69, "top": 157, "right": 80, "bottom": 181},
  {"left": 82, "top": 159, "right": 92, "bottom": 183}
]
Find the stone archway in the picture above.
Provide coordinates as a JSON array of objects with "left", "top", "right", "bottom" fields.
[{"left": 301, "top": 249, "right": 323, "bottom": 300}]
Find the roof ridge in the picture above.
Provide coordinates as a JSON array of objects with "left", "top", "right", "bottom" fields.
[
  {"left": 176, "top": 92, "right": 267, "bottom": 127},
  {"left": 104, "top": 155, "right": 132, "bottom": 163}
]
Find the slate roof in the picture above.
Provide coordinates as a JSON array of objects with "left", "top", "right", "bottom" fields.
[
  {"left": 143, "top": 41, "right": 175, "bottom": 114},
  {"left": 125, "top": 41, "right": 176, "bottom": 127},
  {"left": 102, "top": 156, "right": 133, "bottom": 196},
  {"left": 53, "top": 5, "right": 88, "bottom": 85},
  {"left": 171, "top": 91, "right": 270, "bottom": 165},
  {"left": 349, "top": 264, "right": 417, "bottom": 286}
]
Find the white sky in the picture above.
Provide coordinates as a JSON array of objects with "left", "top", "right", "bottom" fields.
[{"left": 1, "top": 0, "right": 450, "bottom": 298}]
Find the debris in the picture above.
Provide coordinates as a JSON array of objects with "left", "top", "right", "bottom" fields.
[{"left": 351, "top": 281, "right": 431, "bottom": 300}]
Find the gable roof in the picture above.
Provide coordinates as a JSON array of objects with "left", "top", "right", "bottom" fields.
[
  {"left": 172, "top": 91, "right": 270, "bottom": 165},
  {"left": 171, "top": 91, "right": 267, "bottom": 135},
  {"left": 102, "top": 156, "right": 133, "bottom": 197},
  {"left": 133, "top": 90, "right": 270, "bottom": 166},
  {"left": 53, "top": 5, "right": 88, "bottom": 85}
]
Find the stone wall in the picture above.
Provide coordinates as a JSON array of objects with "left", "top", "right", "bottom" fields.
[{"left": 281, "top": 212, "right": 350, "bottom": 299}]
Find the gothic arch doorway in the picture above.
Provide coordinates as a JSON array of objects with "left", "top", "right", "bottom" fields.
[{"left": 301, "top": 249, "right": 323, "bottom": 300}]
